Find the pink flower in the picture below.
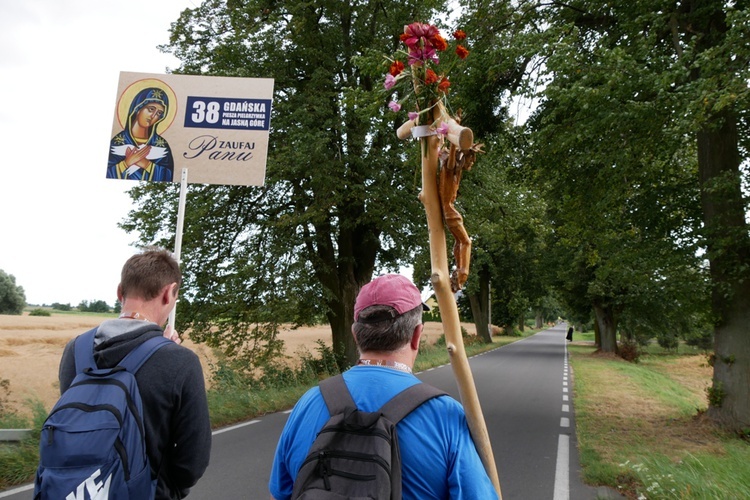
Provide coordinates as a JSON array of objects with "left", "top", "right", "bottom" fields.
[
  {"left": 423, "top": 47, "right": 439, "bottom": 63},
  {"left": 407, "top": 51, "right": 422, "bottom": 66},
  {"left": 402, "top": 23, "right": 440, "bottom": 49},
  {"left": 408, "top": 111, "right": 419, "bottom": 121},
  {"left": 388, "top": 101, "right": 402, "bottom": 112},
  {"left": 436, "top": 122, "right": 450, "bottom": 136},
  {"left": 408, "top": 47, "right": 439, "bottom": 66},
  {"left": 384, "top": 73, "right": 397, "bottom": 90}
]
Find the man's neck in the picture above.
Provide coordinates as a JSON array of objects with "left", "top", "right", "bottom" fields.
[
  {"left": 356, "top": 358, "right": 413, "bottom": 373},
  {"left": 358, "top": 348, "right": 415, "bottom": 372},
  {"left": 119, "top": 299, "right": 162, "bottom": 326}
]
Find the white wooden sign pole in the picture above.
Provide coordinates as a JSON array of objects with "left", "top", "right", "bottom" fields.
[{"left": 167, "top": 168, "right": 189, "bottom": 332}]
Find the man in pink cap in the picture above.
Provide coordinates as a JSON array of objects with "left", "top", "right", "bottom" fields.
[{"left": 269, "top": 274, "right": 498, "bottom": 499}]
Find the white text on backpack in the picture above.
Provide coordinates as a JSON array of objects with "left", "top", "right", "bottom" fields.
[{"left": 65, "top": 468, "right": 112, "bottom": 500}]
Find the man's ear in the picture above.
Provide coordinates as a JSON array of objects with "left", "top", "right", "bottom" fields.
[
  {"left": 410, "top": 323, "right": 424, "bottom": 350},
  {"left": 116, "top": 284, "right": 124, "bottom": 302},
  {"left": 160, "top": 283, "right": 174, "bottom": 305}
]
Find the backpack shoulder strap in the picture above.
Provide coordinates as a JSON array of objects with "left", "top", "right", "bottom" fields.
[
  {"left": 319, "top": 374, "right": 356, "bottom": 415},
  {"left": 73, "top": 328, "right": 99, "bottom": 374},
  {"left": 118, "top": 335, "right": 172, "bottom": 374},
  {"left": 380, "top": 382, "right": 448, "bottom": 424}
]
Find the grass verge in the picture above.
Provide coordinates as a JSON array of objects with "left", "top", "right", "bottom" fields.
[
  {"left": 0, "top": 400, "right": 47, "bottom": 490},
  {"left": 569, "top": 340, "right": 750, "bottom": 499}
]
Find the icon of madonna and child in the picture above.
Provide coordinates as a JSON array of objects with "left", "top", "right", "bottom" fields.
[{"left": 107, "top": 84, "right": 176, "bottom": 182}]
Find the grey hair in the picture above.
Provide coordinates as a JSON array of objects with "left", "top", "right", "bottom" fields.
[{"left": 353, "top": 304, "right": 423, "bottom": 352}]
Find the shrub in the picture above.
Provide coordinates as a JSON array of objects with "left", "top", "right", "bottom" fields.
[
  {"left": 435, "top": 327, "right": 486, "bottom": 348},
  {"left": 685, "top": 328, "right": 713, "bottom": 350},
  {"left": 209, "top": 358, "right": 254, "bottom": 392},
  {"left": 28, "top": 308, "right": 50, "bottom": 317},
  {"left": 619, "top": 340, "right": 640, "bottom": 363},
  {"left": 707, "top": 382, "right": 726, "bottom": 408},
  {"left": 423, "top": 308, "right": 441, "bottom": 322},
  {"left": 500, "top": 325, "right": 522, "bottom": 337},
  {"left": 209, "top": 340, "right": 341, "bottom": 394},
  {"left": 634, "top": 331, "right": 653, "bottom": 347},
  {"left": 77, "top": 300, "right": 111, "bottom": 313},
  {"left": 0, "top": 379, "right": 12, "bottom": 418},
  {"left": 656, "top": 331, "right": 679, "bottom": 351}
]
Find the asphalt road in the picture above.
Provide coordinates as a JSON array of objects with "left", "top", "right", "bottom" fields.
[{"left": 1, "top": 324, "right": 599, "bottom": 499}]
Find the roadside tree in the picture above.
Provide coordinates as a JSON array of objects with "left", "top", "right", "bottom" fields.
[
  {"left": 0, "top": 270, "right": 25, "bottom": 315},
  {"left": 122, "top": 0, "right": 448, "bottom": 368}
]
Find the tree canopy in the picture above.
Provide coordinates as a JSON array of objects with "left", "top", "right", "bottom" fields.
[
  {"left": 0, "top": 270, "right": 26, "bottom": 315},
  {"left": 123, "top": 0, "right": 449, "bottom": 367},
  {"left": 462, "top": 0, "right": 749, "bottom": 430}
]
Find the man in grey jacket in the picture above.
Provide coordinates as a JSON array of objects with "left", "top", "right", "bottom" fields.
[{"left": 59, "top": 248, "right": 211, "bottom": 499}]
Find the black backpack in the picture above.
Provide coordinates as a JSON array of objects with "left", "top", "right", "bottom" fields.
[
  {"left": 291, "top": 374, "right": 447, "bottom": 500},
  {"left": 34, "top": 328, "right": 170, "bottom": 500}
]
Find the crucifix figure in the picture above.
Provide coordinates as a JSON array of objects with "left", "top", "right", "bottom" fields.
[
  {"left": 437, "top": 110, "right": 483, "bottom": 292},
  {"left": 397, "top": 103, "right": 482, "bottom": 292}
]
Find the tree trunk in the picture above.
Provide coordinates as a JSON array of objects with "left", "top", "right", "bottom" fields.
[
  {"left": 593, "top": 316, "right": 601, "bottom": 348},
  {"left": 535, "top": 311, "right": 543, "bottom": 329},
  {"left": 696, "top": 109, "right": 750, "bottom": 431},
  {"left": 517, "top": 315, "right": 525, "bottom": 332},
  {"left": 326, "top": 279, "right": 360, "bottom": 368},
  {"left": 593, "top": 303, "right": 618, "bottom": 353},
  {"left": 315, "top": 217, "right": 378, "bottom": 368},
  {"left": 469, "top": 268, "right": 492, "bottom": 343}
]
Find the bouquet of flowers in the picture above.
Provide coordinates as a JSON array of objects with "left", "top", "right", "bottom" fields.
[{"left": 384, "top": 22, "right": 470, "bottom": 132}]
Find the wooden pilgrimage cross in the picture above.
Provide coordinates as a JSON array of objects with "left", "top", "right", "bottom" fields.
[{"left": 397, "top": 101, "right": 502, "bottom": 497}]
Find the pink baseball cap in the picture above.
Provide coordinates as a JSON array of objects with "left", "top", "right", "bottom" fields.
[{"left": 354, "top": 274, "right": 428, "bottom": 323}]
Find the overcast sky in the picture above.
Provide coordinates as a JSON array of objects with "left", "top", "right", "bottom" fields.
[{"left": 0, "top": 0, "right": 197, "bottom": 306}]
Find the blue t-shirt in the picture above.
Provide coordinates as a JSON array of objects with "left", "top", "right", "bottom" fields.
[{"left": 269, "top": 366, "right": 498, "bottom": 500}]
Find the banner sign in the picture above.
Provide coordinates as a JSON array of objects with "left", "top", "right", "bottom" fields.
[{"left": 106, "top": 72, "right": 274, "bottom": 186}]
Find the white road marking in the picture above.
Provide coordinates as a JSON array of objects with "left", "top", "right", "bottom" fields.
[
  {"left": 0, "top": 484, "right": 33, "bottom": 498},
  {"left": 553, "top": 434, "right": 570, "bottom": 500},
  {"left": 212, "top": 419, "right": 261, "bottom": 436}
]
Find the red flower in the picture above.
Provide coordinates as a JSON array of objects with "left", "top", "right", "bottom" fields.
[
  {"left": 456, "top": 45, "right": 469, "bottom": 60},
  {"left": 438, "top": 77, "right": 451, "bottom": 93},
  {"left": 389, "top": 60, "right": 405, "bottom": 76},
  {"left": 425, "top": 69, "right": 439, "bottom": 85},
  {"left": 433, "top": 34, "right": 448, "bottom": 51},
  {"left": 453, "top": 29, "right": 467, "bottom": 40}
]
